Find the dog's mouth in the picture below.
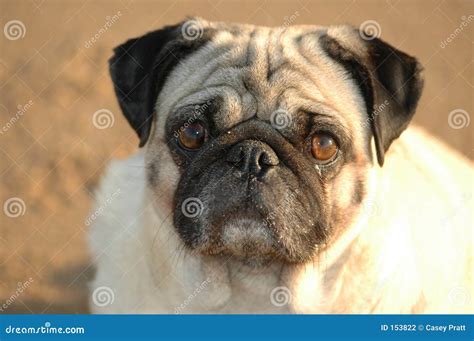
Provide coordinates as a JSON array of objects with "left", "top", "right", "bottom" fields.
[
  {"left": 174, "top": 178, "right": 327, "bottom": 265},
  {"left": 198, "top": 210, "right": 281, "bottom": 266},
  {"left": 175, "top": 186, "right": 325, "bottom": 265}
]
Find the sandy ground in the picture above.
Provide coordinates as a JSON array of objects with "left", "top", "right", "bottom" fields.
[{"left": 0, "top": 0, "right": 472, "bottom": 314}]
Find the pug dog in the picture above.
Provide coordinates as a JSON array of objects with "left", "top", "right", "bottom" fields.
[{"left": 88, "top": 18, "right": 473, "bottom": 313}]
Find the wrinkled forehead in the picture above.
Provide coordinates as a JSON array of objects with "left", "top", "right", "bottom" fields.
[{"left": 155, "top": 24, "right": 366, "bottom": 134}]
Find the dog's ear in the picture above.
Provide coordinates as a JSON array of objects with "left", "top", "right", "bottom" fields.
[
  {"left": 109, "top": 20, "right": 210, "bottom": 147},
  {"left": 320, "top": 26, "right": 424, "bottom": 166}
]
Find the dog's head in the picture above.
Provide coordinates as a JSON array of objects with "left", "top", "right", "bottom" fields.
[{"left": 109, "top": 19, "right": 423, "bottom": 266}]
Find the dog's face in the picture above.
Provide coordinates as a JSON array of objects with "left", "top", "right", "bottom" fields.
[{"left": 110, "top": 19, "right": 423, "bottom": 266}]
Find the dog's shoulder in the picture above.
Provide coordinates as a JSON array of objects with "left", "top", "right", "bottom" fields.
[
  {"left": 388, "top": 125, "right": 472, "bottom": 201},
  {"left": 384, "top": 126, "right": 473, "bottom": 312},
  {"left": 87, "top": 150, "right": 158, "bottom": 313}
]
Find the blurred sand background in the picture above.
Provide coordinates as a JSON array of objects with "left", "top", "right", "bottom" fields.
[{"left": 0, "top": 0, "right": 472, "bottom": 313}]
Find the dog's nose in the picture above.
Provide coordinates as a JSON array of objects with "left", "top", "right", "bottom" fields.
[{"left": 226, "top": 140, "right": 279, "bottom": 178}]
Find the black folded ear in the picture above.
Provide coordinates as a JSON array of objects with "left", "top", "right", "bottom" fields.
[
  {"left": 109, "top": 21, "right": 211, "bottom": 147},
  {"left": 320, "top": 27, "right": 424, "bottom": 166}
]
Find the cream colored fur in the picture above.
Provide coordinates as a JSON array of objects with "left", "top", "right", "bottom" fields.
[
  {"left": 88, "top": 127, "right": 473, "bottom": 313},
  {"left": 88, "top": 20, "right": 473, "bottom": 313}
]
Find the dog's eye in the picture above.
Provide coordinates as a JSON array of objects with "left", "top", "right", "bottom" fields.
[
  {"left": 177, "top": 121, "right": 207, "bottom": 150},
  {"left": 311, "top": 132, "right": 338, "bottom": 163}
]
